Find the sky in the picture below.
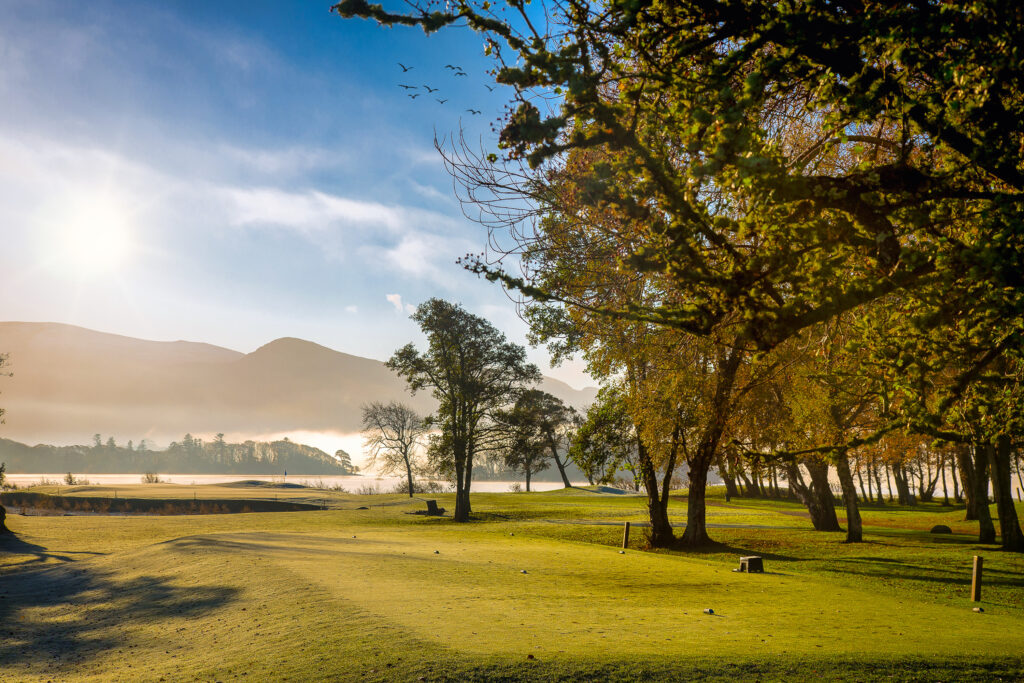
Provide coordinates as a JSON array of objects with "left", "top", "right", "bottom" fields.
[{"left": 0, "top": 0, "right": 594, "bottom": 389}]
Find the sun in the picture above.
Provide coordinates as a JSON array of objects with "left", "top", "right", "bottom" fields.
[{"left": 53, "top": 194, "right": 135, "bottom": 277}]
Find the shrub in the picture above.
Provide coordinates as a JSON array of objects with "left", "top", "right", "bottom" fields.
[
  {"left": 388, "top": 479, "right": 455, "bottom": 495},
  {"left": 141, "top": 472, "right": 163, "bottom": 484},
  {"left": 508, "top": 482, "right": 523, "bottom": 493}
]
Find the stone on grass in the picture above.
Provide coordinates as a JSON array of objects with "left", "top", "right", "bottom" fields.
[{"left": 930, "top": 524, "right": 953, "bottom": 534}]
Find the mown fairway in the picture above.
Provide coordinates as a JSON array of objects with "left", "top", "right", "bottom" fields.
[{"left": 2, "top": 486, "right": 1023, "bottom": 681}]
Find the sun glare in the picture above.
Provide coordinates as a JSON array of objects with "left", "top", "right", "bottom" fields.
[{"left": 53, "top": 194, "right": 135, "bottom": 277}]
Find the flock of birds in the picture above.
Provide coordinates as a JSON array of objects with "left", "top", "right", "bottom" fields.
[{"left": 397, "top": 62, "right": 485, "bottom": 115}]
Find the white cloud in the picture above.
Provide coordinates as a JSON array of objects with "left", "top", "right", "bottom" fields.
[
  {"left": 344, "top": 305, "right": 358, "bottom": 314},
  {"left": 215, "top": 143, "right": 349, "bottom": 177},
  {"left": 220, "top": 186, "right": 406, "bottom": 235},
  {"left": 386, "top": 294, "right": 404, "bottom": 313}
]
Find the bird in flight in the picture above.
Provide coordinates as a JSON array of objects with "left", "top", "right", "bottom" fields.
[
  {"left": 423, "top": 85, "right": 439, "bottom": 93},
  {"left": 484, "top": 84, "right": 495, "bottom": 91},
  {"left": 409, "top": 93, "right": 421, "bottom": 99},
  {"left": 454, "top": 71, "right": 468, "bottom": 77},
  {"left": 444, "top": 64, "right": 461, "bottom": 70},
  {"left": 467, "top": 108, "right": 481, "bottom": 115},
  {"left": 398, "top": 62, "right": 413, "bottom": 72},
  {"left": 398, "top": 84, "right": 417, "bottom": 90},
  {"left": 436, "top": 98, "right": 448, "bottom": 104}
]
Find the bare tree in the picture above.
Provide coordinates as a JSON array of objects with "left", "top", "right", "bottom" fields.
[{"left": 361, "top": 401, "right": 428, "bottom": 497}]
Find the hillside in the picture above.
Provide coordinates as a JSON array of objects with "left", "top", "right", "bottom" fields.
[{"left": 0, "top": 322, "right": 597, "bottom": 448}]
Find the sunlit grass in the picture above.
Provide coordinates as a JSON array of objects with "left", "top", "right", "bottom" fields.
[{"left": 2, "top": 486, "right": 1023, "bottom": 681}]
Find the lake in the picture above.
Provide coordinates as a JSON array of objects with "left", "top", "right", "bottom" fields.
[{"left": 2, "top": 473, "right": 586, "bottom": 493}]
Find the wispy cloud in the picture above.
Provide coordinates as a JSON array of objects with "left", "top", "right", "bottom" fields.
[
  {"left": 385, "top": 294, "right": 416, "bottom": 315},
  {"left": 220, "top": 187, "right": 406, "bottom": 234}
]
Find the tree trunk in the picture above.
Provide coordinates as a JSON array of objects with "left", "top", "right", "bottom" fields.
[
  {"left": 952, "top": 449, "right": 962, "bottom": 503},
  {"left": 678, "top": 347, "right": 742, "bottom": 547},
  {"left": 808, "top": 461, "right": 842, "bottom": 531},
  {"left": 835, "top": 454, "right": 863, "bottom": 543},
  {"left": 0, "top": 504, "right": 9, "bottom": 535},
  {"left": 525, "top": 468, "right": 531, "bottom": 493},
  {"left": 737, "top": 466, "right": 756, "bottom": 497},
  {"left": 547, "top": 436, "right": 573, "bottom": 488},
  {"left": 552, "top": 454, "right": 572, "bottom": 488},
  {"left": 989, "top": 435, "right": 1024, "bottom": 552},
  {"left": 856, "top": 464, "right": 869, "bottom": 504},
  {"left": 940, "top": 453, "right": 949, "bottom": 505},
  {"left": 786, "top": 461, "right": 808, "bottom": 502},
  {"left": 638, "top": 433, "right": 675, "bottom": 548},
  {"left": 891, "top": 462, "right": 914, "bottom": 505},
  {"left": 680, "top": 454, "right": 712, "bottom": 546},
  {"left": 957, "top": 443, "right": 978, "bottom": 519},
  {"left": 405, "top": 459, "right": 415, "bottom": 498},
  {"left": 717, "top": 453, "right": 739, "bottom": 500},
  {"left": 973, "top": 443, "right": 996, "bottom": 543},
  {"left": 792, "top": 461, "right": 842, "bottom": 532},
  {"left": 453, "top": 434, "right": 472, "bottom": 522},
  {"left": 872, "top": 462, "right": 885, "bottom": 504}
]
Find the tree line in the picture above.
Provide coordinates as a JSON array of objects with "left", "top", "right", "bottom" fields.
[
  {"left": 339, "top": 0, "right": 1024, "bottom": 551},
  {"left": 0, "top": 434, "right": 356, "bottom": 476}
]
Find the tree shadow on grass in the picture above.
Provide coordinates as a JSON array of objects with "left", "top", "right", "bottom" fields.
[
  {"left": 0, "top": 537, "right": 238, "bottom": 674},
  {"left": 663, "top": 539, "right": 803, "bottom": 567},
  {"left": 0, "top": 532, "right": 106, "bottom": 567}
]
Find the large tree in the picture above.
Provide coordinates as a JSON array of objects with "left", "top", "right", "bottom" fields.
[
  {"left": 337, "top": 1, "right": 1024, "bottom": 545},
  {"left": 387, "top": 298, "right": 541, "bottom": 521},
  {"left": 361, "top": 401, "right": 428, "bottom": 497},
  {"left": 569, "top": 386, "right": 633, "bottom": 487},
  {"left": 493, "top": 389, "right": 576, "bottom": 490}
]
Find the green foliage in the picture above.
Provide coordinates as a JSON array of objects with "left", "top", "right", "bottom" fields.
[
  {"left": 387, "top": 298, "right": 541, "bottom": 520},
  {"left": 492, "top": 389, "right": 572, "bottom": 490},
  {"left": 339, "top": 0, "right": 1024, "bottom": 425},
  {"left": 569, "top": 385, "right": 634, "bottom": 486}
]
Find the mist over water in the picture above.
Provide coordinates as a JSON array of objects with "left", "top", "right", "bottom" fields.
[{"left": 3, "top": 472, "right": 581, "bottom": 493}]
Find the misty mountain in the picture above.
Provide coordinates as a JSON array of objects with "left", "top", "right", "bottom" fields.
[{"left": 0, "top": 322, "right": 597, "bottom": 447}]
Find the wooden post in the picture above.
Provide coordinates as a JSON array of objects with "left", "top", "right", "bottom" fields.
[
  {"left": 622, "top": 521, "right": 631, "bottom": 549},
  {"left": 971, "top": 555, "right": 983, "bottom": 602}
]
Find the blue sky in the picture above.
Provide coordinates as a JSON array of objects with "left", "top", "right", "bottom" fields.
[{"left": 0, "top": 0, "right": 592, "bottom": 388}]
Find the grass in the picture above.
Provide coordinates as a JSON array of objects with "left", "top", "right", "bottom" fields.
[{"left": 1, "top": 485, "right": 1023, "bottom": 681}]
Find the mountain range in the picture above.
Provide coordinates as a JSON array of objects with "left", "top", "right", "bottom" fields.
[{"left": 0, "top": 322, "right": 597, "bottom": 449}]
